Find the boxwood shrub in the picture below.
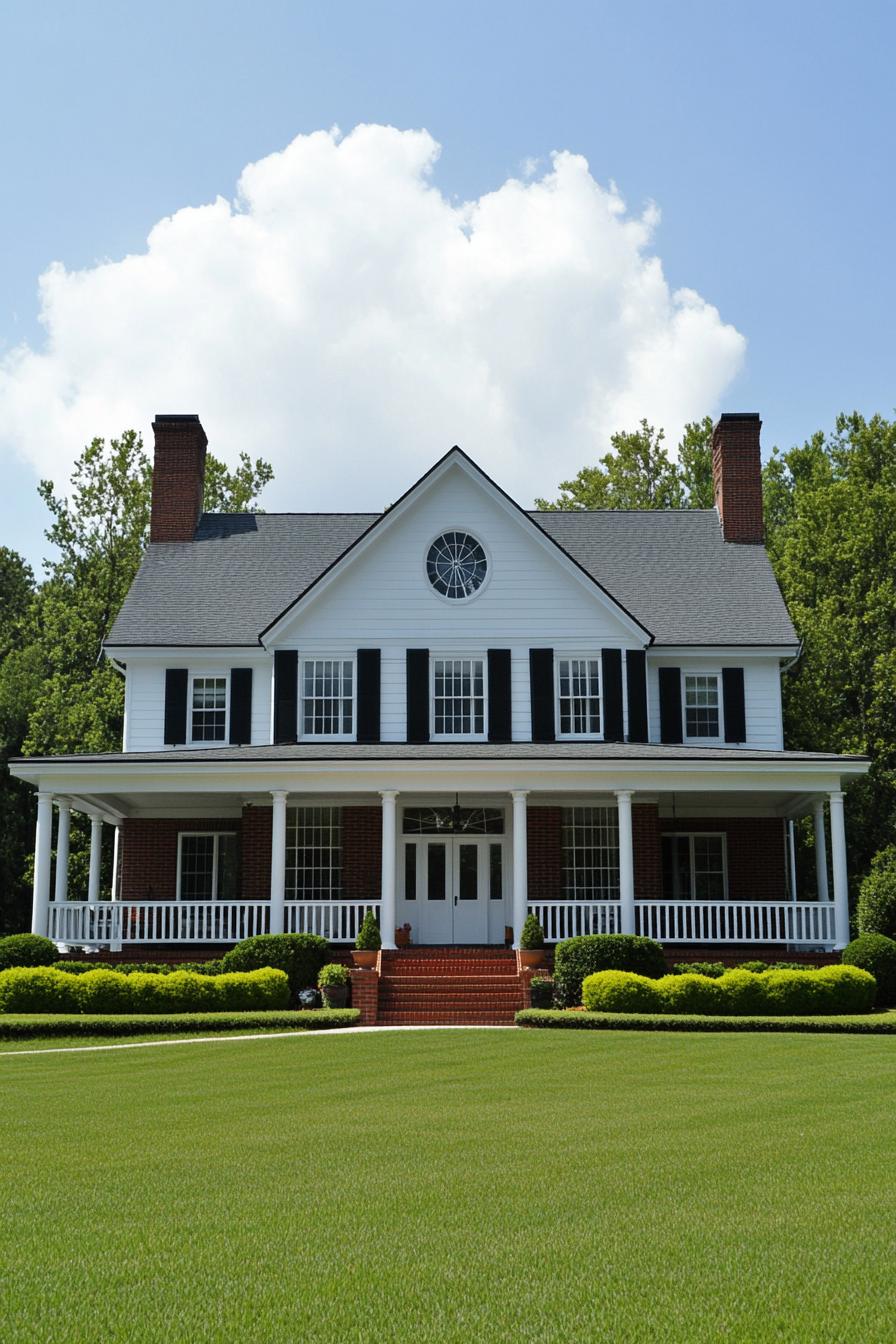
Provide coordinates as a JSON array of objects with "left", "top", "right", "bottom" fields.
[
  {"left": 222, "top": 934, "right": 329, "bottom": 994},
  {"left": 581, "top": 971, "right": 663, "bottom": 1013},
  {"left": 554, "top": 934, "right": 666, "bottom": 1006},
  {"left": 0, "top": 965, "right": 290, "bottom": 1014},
  {"left": 671, "top": 961, "right": 727, "bottom": 979},
  {"left": 53, "top": 959, "right": 226, "bottom": 977},
  {"left": 578, "top": 965, "right": 875, "bottom": 1016},
  {"left": 0, "top": 934, "right": 58, "bottom": 971},
  {"left": 842, "top": 933, "right": 896, "bottom": 1006},
  {"left": 0, "top": 966, "right": 80, "bottom": 1014}
]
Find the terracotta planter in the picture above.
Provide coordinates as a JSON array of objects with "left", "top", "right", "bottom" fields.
[
  {"left": 518, "top": 949, "right": 547, "bottom": 969},
  {"left": 395, "top": 928, "right": 411, "bottom": 948},
  {"left": 351, "top": 950, "right": 378, "bottom": 968},
  {"left": 321, "top": 984, "right": 349, "bottom": 1008}
]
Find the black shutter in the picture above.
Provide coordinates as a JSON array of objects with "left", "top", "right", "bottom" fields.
[
  {"left": 529, "top": 648, "right": 555, "bottom": 743},
  {"left": 601, "top": 649, "right": 624, "bottom": 741},
  {"left": 487, "top": 649, "right": 512, "bottom": 743},
  {"left": 625, "top": 650, "right": 648, "bottom": 743},
  {"left": 406, "top": 649, "right": 430, "bottom": 743},
  {"left": 273, "top": 650, "right": 298, "bottom": 744},
  {"left": 722, "top": 667, "right": 746, "bottom": 743},
  {"left": 356, "top": 649, "right": 381, "bottom": 743},
  {"left": 163, "top": 668, "right": 188, "bottom": 746},
  {"left": 659, "top": 667, "right": 683, "bottom": 744},
  {"left": 229, "top": 668, "right": 253, "bottom": 745}
]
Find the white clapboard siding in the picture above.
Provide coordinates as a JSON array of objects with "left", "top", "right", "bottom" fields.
[{"left": 646, "top": 655, "right": 784, "bottom": 751}]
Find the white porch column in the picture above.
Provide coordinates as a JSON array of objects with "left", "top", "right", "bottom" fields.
[
  {"left": 813, "top": 798, "right": 829, "bottom": 903},
  {"left": 511, "top": 790, "right": 529, "bottom": 948},
  {"left": 110, "top": 825, "right": 121, "bottom": 901},
  {"left": 616, "top": 790, "right": 635, "bottom": 935},
  {"left": 829, "top": 790, "right": 850, "bottom": 950},
  {"left": 269, "top": 791, "right": 288, "bottom": 934},
  {"left": 87, "top": 816, "right": 103, "bottom": 904},
  {"left": 31, "top": 792, "right": 54, "bottom": 936},
  {"left": 53, "top": 801, "right": 71, "bottom": 904},
  {"left": 380, "top": 791, "right": 398, "bottom": 950}
]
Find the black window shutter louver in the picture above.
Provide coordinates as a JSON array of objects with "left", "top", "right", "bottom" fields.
[
  {"left": 356, "top": 649, "right": 381, "bottom": 743},
  {"left": 229, "top": 668, "right": 253, "bottom": 745},
  {"left": 273, "top": 650, "right": 298, "bottom": 744},
  {"left": 406, "top": 649, "right": 430, "bottom": 743},
  {"left": 163, "top": 668, "right": 188, "bottom": 746},
  {"left": 659, "top": 667, "right": 683, "bottom": 744},
  {"left": 601, "top": 649, "right": 624, "bottom": 741},
  {"left": 722, "top": 667, "right": 746, "bottom": 743},
  {"left": 487, "top": 649, "right": 512, "bottom": 743},
  {"left": 625, "top": 649, "right": 648, "bottom": 743},
  {"left": 529, "top": 648, "right": 555, "bottom": 743}
]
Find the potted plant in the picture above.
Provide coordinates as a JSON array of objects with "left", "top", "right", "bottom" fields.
[
  {"left": 518, "top": 914, "right": 547, "bottom": 968},
  {"left": 395, "top": 922, "right": 412, "bottom": 948},
  {"left": 352, "top": 909, "right": 381, "bottom": 967},
  {"left": 318, "top": 962, "right": 351, "bottom": 1007}
]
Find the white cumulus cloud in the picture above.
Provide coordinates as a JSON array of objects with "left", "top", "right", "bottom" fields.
[{"left": 0, "top": 124, "right": 745, "bottom": 510}]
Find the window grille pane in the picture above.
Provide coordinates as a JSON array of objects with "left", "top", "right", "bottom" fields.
[
  {"left": 685, "top": 675, "right": 720, "bottom": 737},
  {"left": 432, "top": 658, "right": 485, "bottom": 736},
  {"left": 427, "top": 844, "right": 446, "bottom": 900},
  {"left": 693, "top": 835, "right": 726, "bottom": 901},
  {"left": 661, "top": 835, "right": 692, "bottom": 900},
  {"left": 557, "top": 658, "right": 601, "bottom": 736},
  {"left": 489, "top": 843, "right": 503, "bottom": 900},
  {"left": 561, "top": 807, "right": 620, "bottom": 899},
  {"left": 302, "top": 659, "right": 354, "bottom": 736},
  {"left": 404, "top": 843, "right": 417, "bottom": 900},
  {"left": 402, "top": 807, "right": 504, "bottom": 835},
  {"left": 285, "top": 806, "right": 342, "bottom": 899},
  {"left": 216, "top": 834, "right": 239, "bottom": 900},
  {"left": 180, "top": 835, "right": 216, "bottom": 900},
  {"left": 191, "top": 677, "right": 227, "bottom": 741}
]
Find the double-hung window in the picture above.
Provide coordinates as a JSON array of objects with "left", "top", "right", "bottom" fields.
[
  {"left": 190, "top": 676, "right": 227, "bottom": 742},
  {"left": 301, "top": 659, "right": 354, "bottom": 737},
  {"left": 661, "top": 833, "right": 727, "bottom": 901},
  {"left": 557, "top": 657, "right": 601, "bottom": 737},
  {"left": 684, "top": 673, "right": 720, "bottom": 740},
  {"left": 561, "top": 807, "right": 620, "bottom": 899},
  {"left": 177, "top": 833, "right": 238, "bottom": 900},
  {"left": 285, "top": 806, "right": 342, "bottom": 899},
  {"left": 432, "top": 657, "right": 486, "bottom": 737}
]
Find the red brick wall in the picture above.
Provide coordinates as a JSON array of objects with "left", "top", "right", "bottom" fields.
[
  {"left": 343, "top": 806, "right": 381, "bottom": 899},
  {"left": 527, "top": 806, "right": 563, "bottom": 899},
  {"left": 241, "top": 805, "right": 272, "bottom": 901},
  {"left": 120, "top": 817, "right": 241, "bottom": 900},
  {"left": 712, "top": 413, "right": 764, "bottom": 544},
  {"left": 661, "top": 816, "right": 787, "bottom": 901},
  {"left": 633, "top": 804, "right": 662, "bottom": 899}
]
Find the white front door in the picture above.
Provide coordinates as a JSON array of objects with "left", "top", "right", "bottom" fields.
[{"left": 401, "top": 833, "right": 505, "bottom": 944}]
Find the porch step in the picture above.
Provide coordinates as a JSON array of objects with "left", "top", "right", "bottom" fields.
[
  {"left": 375, "top": 948, "right": 526, "bottom": 1024},
  {"left": 381, "top": 949, "right": 519, "bottom": 978},
  {"left": 376, "top": 1011, "right": 516, "bottom": 1026}
]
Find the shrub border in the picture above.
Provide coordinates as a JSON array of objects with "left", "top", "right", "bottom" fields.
[
  {"left": 0, "top": 1009, "right": 360, "bottom": 1040},
  {"left": 515, "top": 1008, "right": 896, "bottom": 1034}
]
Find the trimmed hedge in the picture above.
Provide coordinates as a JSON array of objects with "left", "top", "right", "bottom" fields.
[
  {"left": 0, "top": 1009, "right": 361, "bottom": 1040},
  {"left": 842, "top": 933, "right": 896, "bottom": 1006},
  {"left": 222, "top": 934, "right": 329, "bottom": 994},
  {"left": 53, "top": 960, "right": 226, "bottom": 977},
  {"left": 0, "top": 966, "right": 290, "bottom": 1015},
  {"left": 0, "top": 934, "right": 58, "bottom": 971},
  {"left": 580, "top": 966, "right": 876, "bottom": 1016},
  {"left": 515, "top": 1008, "right": 896, "bottom": 1034},
  {"left": 553, "top": 934, "right": 666, "bottom": 1006}
]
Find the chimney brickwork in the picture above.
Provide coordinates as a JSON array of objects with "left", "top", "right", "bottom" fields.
[
  {"left": 149, "top": 414, "right": 208, "bottom": 543},
  {"left": 712, "top": 412, "right": 764, "bottom": 544}
]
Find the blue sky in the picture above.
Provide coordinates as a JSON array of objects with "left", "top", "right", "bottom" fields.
[{"left": 1, "top": 0, "right": 894, "bottom": 570}]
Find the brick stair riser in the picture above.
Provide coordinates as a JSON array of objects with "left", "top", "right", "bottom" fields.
[{"left": 378, "top": 1014, "right": 516, "bottom": 1025}]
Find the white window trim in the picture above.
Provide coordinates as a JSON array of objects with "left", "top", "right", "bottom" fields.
[
  {"left": 661, "top": 831, "right": 729, "bottom": 901},
  {"left": 423, "top": 528, "right": 492, "bottom": 605},
  {"left": 681, "top": 668, "right": 723, "bottom": 745},
  {"left": 298, "top": 655, "right": 356, "bottom": 741},
  {"left": 188, "top": 673, "right": 229, "bottom": 745},
  {"left": 176, "top": 831, "right": 238, "bottom": 901},
  {"left": 555, "top": 653, "right": 604, "bottom": 740},
  {"left": 430, "top": 654, "right": 489, "bottom": 741}
]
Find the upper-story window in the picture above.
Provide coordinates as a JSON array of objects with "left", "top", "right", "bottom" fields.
[
  {"left": 432, "top": 657, "right": 486, "bottom": 737},
  {"left": 190, "top": 676, "right": 227, "bottom": 742},
  {"left": 557, "top": 657, "right": 601, "bottom": 737},
  {"left": 426, "top": 532, "right": 488, "bottom": 600},
  {"left": 301, "top": 658, "right": 355, "bottom": 737},
  {"left": 684, "top": 673, "right": 720, "bottom": 739}
]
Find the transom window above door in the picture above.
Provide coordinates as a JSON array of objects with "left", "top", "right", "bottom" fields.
[
  {"left": 426, "top": 532, "right": 488, "bottom": 600},
  {"left": 432, "top": 658, "right": 486, "bottom": 737},
  {"left": 557, "top": 657, "right": 601, "bottom": 737},
  {"left": 402, "top": 806, "right": 505, "bottom": 834},
  {"left": 301, "top": 658, "right": 354, "bottom": 737},
  {"left": 684, "top": 673, "right": 720, "bottom": 739},
  {"left": 190, "top": 676, "right": 227, "bottom": 742}
]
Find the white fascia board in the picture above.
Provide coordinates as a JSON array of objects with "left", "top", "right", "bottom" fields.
[
  {"left": 106, "top": 646, "right": 269, "bottom": 661},
  {"left": 650, "top": 645, "right": 801, "bottom": 660},
  {"left": 260, "top": 450, "right": 652, "bottom": 647}
]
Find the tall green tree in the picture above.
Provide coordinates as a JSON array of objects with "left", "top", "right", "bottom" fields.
[
  {"left": 0, "top": 549, "right": 36, "bottom": 931},
  {"left": 536, "top": 417, "right": 713, "bottom": 511}
]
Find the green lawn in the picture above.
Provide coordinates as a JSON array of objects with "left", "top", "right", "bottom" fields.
[{"left": 3, "top": 1031, "right": 895, "bottom": 1343}]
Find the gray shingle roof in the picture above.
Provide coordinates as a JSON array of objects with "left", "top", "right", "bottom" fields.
[{"left": 107, "top": 507, "right": 797, "bottom": 648}]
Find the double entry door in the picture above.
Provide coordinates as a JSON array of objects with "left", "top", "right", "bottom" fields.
[{"left": 402, "top": 833, "right": 505, "bottom": 944}]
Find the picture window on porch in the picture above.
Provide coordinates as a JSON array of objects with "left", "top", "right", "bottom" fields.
[
  {"left": 561, "top": 807, "right": 620, "bottom": 900},
  {"left": 402, "top": 806, "right": 504, "bottom": 834},
  {"left": 286, "top": 806, "right": 342, "bottom": 899},
  {"left": 190, "top": 676, "right": 227, "bottom": 742},
  {"left": 301, "top": 659, "right": 354, "bottom": 737},
  {"left": 431, "top": 658, "right": 486, "bottom": 737},
  {"left": 557, "top": 657, "right": 601, "bottom": 737},
  {"left": 662, "top": 833, "right": 727, "bottom": 900},
  {"left": 177, "top": 833, "right": 238, "bottom": 901},
  {"left": 684, "top": 674, "right": 720, "bottom": 739}
]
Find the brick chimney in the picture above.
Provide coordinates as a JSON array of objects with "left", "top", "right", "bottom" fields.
[
  {"left": 712, "top": 412, "right": 764, "bottom": 544},
  {"left": 149, "top": 414, "right": 208, "bottom": 543}
]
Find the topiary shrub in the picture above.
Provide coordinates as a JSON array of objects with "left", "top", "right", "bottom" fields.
[
  {"left": 0, "top": 934, "right": 58, "bottom": 971},
  {"left": 581, "top": 970, "right": 664, "bottom": 1013},
  {"left": 0, "top": 966, "right": 80, "bottom": 1013},
  {"left": 761, "top": 969, "right": 830, "bottom": 1015},
  {"left": 318, "top": 962, "right": 350, "bottom": 988},
  {"left": 842, "top": 933, "right": 896, "bottom": 1006},
  {"left": 857, "top": 846, "right": 896, "bottom": 939},
  {"left": 554, "top": 934, "right": 666, "bottom": 1006},
  {"left": 213, "top": 969, "right": 290, "bottom": 1011},
  {"left": 355, "top": 910, "right": 381, "bottom": 952},
  {"left": 222, "top": 933, "right": 329, "bottom": 994},
  {"left": 814, "top": 965, "right": 878, "bottom": 1014},
  {"left": 519, "top": 914, "right": 545, "bottom": 950},
  {"left": 672, "top": 961, "right": 727, "bottom": 978},
  {"left": 656, "top": 973, "right": 725, "bottom": 1015},
  {"left": 715, "top": 969, "right": 769, "bottom": 1015},
  {"left": 0, "top": 965, "right": 291, "bottom": 1014},
  {"left": 74, "top": 969, "right": 137, "bottom": 1015}
]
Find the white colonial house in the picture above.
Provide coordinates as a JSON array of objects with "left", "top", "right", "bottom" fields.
[{"left": 12, "top": 413, "right": 867, "bottom": 958}]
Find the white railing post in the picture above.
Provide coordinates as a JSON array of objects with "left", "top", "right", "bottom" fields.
[
  {"left": 110, "top": 824, "right": 121, "bottom": 900},
  {"left": 511, "top": 790, "right": 529, "bottom": 948},
  {"left": 829, "top": 790, "right": 850, "bottom": 950},
  {"left": 380, "top": 791, "right": 398, "bottom": 950},
  {"left": 31, "top": 792, "right": 54, "bottom": 937},
  {"left": 269, "top": 791, "right": 288, "bottom": 934},
  {"left": 54, "top": 801, "right": 71, "bottom": 906},
  {"left": 813, "top": 798, "right": 830, "bottom": 903},
  {"left": 615, "top": 790, "right": 635, "bottom": 935},
  {"left": 87, "top": 816, "right": 103, "bottom": 904}
]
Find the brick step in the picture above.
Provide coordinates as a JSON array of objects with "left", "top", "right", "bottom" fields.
[
  {"left": 383, "top": 964, "right": 519, "bottom": 978},
  {"left": 380, "top": 974, "right": 519, "bottom": 986},
  {"left": 380, "top": 989, "right": 524, "bottom": 1002},
  {"left": 377, "top": 1012, "right": 517, "bottom": 1025}
]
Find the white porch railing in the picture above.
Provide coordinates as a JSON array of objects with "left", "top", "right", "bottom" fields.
[
  {"left": 48, "top": 900, "right": 381, "bottom": 946},
  {"left": 285, "top": 901, "right": 380, "bottom": 942},
  {"left": 527, "top": 901, "right": 622, "bottom": 943},
  {"left": 528, "top": 899, "right": 837, "bottom": 946}
]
